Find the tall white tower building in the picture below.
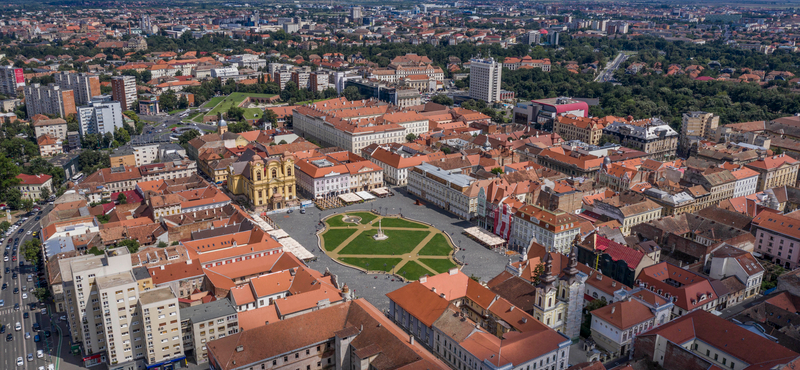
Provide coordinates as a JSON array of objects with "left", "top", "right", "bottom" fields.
[{"left": 469, "top": 57, "right": 502, "bottom": 103}]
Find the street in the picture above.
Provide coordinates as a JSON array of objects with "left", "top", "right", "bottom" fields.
[
  {"left": 0, "top": 204, "right": 56, "bottom": 370},
  {"left": 594, "top": 52, "right": 627, "bottom": 83}
]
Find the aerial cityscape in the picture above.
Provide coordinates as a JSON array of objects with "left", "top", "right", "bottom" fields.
[{"left": 1, "top": 1, "right": 800, "bottom": 370}]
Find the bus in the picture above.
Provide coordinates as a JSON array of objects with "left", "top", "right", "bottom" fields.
[{"left": 71, "top": 172, "right": 84, "bottom": 183}]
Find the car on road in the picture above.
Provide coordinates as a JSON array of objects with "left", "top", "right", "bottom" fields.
[
  {"left": 37, "top": 350, "right": 43, "bottom": 358},
  {"left": 34, "top": 334, "right": 40, "bottom": 342},
  {"left": 23, "top": 312, "right": 28, "bottom": 319},
  {"left": 300, "top": 208, "right": 306, "bottom": 214},
  {"left": 1, "top": 283, "right": 6, "bottom": 289},
  {"left": 26, "top": 230, "right": 31, "bottom": 235},
  {"left": 5, "top": 334, "right": 11, "bottom": 341},
  {"left": 13, "top": 287, "right": 18, "bottom": 294},
  {"left": 14, "top": 303, "right": 19, "bottom": 310},
  {"left": 22, "top": 293, "right": 26, "bottom": 299},
  {"left": 32, "top": 323, "right": 40, "bottom": 331},
  {"left": 44, "top": 330, "right": 51, "bottom": 338},
  {"left": 24, "top": 332, "right": 30, "bottom": 339},
  {"left": 27, "top": 353, "right": 33, "bottom": 362},
  {"left": 16, "top": 357, "right": 22, "bottom": 366},
  {"left": 0, "top": 324, "right": 5, "bottom": 333},
  {"left": 12, "top": 272, "right": 17, "bottom": 279},
  {"left": 3, "top": 256, "right": 7, "bottom": 262},
  {"left": 15, "top": 321, "right": 21, "bottom": 331},
  {"left": 0, "top": 299, "right": 4, "bottom": 306}
]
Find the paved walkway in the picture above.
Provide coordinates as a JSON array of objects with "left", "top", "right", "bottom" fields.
[
  {"left": 272, "top": 188, "right": 510, "bottom": 311},
  {"left": 323, "top": 216, "right": 454, "bottom": 277}
]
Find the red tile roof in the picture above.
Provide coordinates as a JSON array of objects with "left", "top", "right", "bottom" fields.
[{"left": 16, "top": 173, "right": 52, "bottom": 185}]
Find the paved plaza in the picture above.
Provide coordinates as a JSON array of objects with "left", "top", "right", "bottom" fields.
[{"left": 273, "top": 187, "right": 510, "bottom": 312}]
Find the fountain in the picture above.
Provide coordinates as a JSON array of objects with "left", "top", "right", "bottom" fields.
[{"left": 373, "top": 219, "right": 388, "bottom": 241}]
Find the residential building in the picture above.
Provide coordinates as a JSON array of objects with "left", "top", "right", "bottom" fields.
[
  {"left": 637, "top": 262, "right": 725, "bottom": 318},
  {"left": 366, "top": 146, "right": 429, "bottom": 186},
  {"left": 513, "top": 97, "right": 589, "bottom": 129},
  {"left": 179, "top": 299, "right": 238, "bottom": 364},
  {"left": 206, "top": 299, "right": 449, "bottom": 370},
  {"left": 0, "top": 65, "right": 24, "bottom": 96},
  {"left": 58, "top": 247, "right": 185, "bottom": 369},
  {"left": 708, "top": 245, "right": 764, "bottom": 304},
  {"left": 680, "top": 111, "right": 719, "bottom": 152},
  {"left": 553, "top": 114, "right": 608, "bottom": 146},
  {"left": 729, "top": 164, "right": 760, "bottom": 198},
  {"left": 407, "top": 161, "right": 479, "bottom": 220},
  {"left": 24, "top": 83, "right": 77, "bottom": 118},
  {"left": 602, "top": 117, "right": 679, "bottom": 161},
  {"left": 79, "top": 165, "right": 143, "bottom": 202},
  {"left": 132, "top": 143, "right": 160, "bottom": 166},
  {"left": 590, "top": 287, "right": 673, "bottom": 357},
  {"left": 387, "top": 270, "right": 572, "bottom": 370},
  {"left": 53, "top": 72, "right": 101, "bottom": 106},
  {"left": 752, "top": 210, "right": 800, "bottom": 269},
  {"left": 502, "top": 56, "right": 552, "bottom": 71},
  {"left": 16, "top": 173, "right": 53, "bottom": 200},
  {"left": 682, "top": 166, "right": 737, "bottom": 210},
  {"left": 226, "top": 151, "right": 297, "bottom": 210},
  {"left": 576, "top": 234, "right": 658, "bottom": 287},
  {"left": 510, "top": 205, "right": 581, "bottom": 254},
  {"left": 110, "top": 146, "right": 137, "bottom": 168},
  {"left": 634, "top": 310, "right": 800, "bottom": 370},
  {"left": 38, "top": 134, "right": 63, "bottom": 157},
  {"left": 745, "top": 154, "right": 800, "bottom": 192},
  {"left": 140, "top": 159, "right": 197, "bottom": 182},
  {"left": 292, "top": 98, "right": 410, "bottom": 153},
  {"left": 469, "top": 57, "right": 502, "bottom": 102},
  {"left": 148, "top": 259, "right": 204, "bottom": 298},
  {"left": 111, "top": 75, "right": 138, "bottom": 111},
  {"left": 294, "top": 151, "right": 383, "bottom": 199},
  {"left": 536, "top": 147, "right": 604, "bottom": 178},
  {"left": 591, "top": 192, "right": 663, "bottom": 235},
  {"left": 33, "top": 117, "right": 68, "bottom": 140},
  {"left": 77, "top": 97, "right": 125, "bottom": 136}
]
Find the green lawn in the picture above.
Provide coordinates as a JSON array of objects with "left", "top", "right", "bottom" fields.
[
  {"left": 322, "top": 229, "right": 359, "bottom": 251},
  {"left": 338, "top": 230, "right": 429, "bottom": 255},
  {"left": 168, "top": 109, "right": 185, "bottom": 115},
  {"left": 187, "top": 111, "right": 202, "bottom": 121},
  {"left": 168, "top": 124, "right": 180, "bottom": 129},
  {"left": 349, "top": 212, "right": 378, "bottom": 224},
  {"left": 420, "top": 258, "right": 457, "bottom": 274},
  {"left": 325, "top": 215, "right": 351, "bottom": 227},
  {"left": 338, "top": 257, "right": 403, "bottom": 272},
  {"left": 203, "top": 97, "right": 224, "bottom": 108},
  {"left": 196, "top": 92, "right": 277, "bottom": 123},
  {"left": 418, "top": 234, "right": 453, "bottom": 256},
  {"left": 379, "top": 218, "right": 429, "bottom": 229},
  {"left": 397, "top": 261, "right": 432, "bottom": 281}
]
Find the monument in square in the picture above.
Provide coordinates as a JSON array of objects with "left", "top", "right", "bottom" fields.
[{"left": 373, "top": 219, "right": 388, "bottom": 241}]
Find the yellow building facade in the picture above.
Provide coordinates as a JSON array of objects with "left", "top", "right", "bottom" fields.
[{"left": 227, "top": 154, "right": 297, "bottom": 210}]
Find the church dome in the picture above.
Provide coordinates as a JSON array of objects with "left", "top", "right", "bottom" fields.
[{"left": 219, "top": 118, "right": 228, "bottom": 127}]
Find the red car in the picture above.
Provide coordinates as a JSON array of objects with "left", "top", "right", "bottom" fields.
[{"left": 12, "top": 256, "right": 16, "bottom": 262}]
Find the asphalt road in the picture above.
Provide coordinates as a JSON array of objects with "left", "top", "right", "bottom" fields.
[
  {"left": 595, "top": 52, "right": 627, "bottom": 83},
  {"left": 1, "top": 205, "right": 55, "bottom": 370}
]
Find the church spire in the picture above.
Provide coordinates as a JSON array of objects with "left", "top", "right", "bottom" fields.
[{"left": 538, "top": 253, "right": 556, "bottom": 289}]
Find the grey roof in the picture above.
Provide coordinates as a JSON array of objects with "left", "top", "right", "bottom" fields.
[
  {"left": 180, "top": 298, "right": 237, "bottom": 323},
  {"left": 132, "top": 266, "right": 150, "bottom": 281},
  {"left": 111, "top": 145, "right": 135, "bottom": 157},
  {"left": 139, "top": 286, "right": 176, "bottom": 306}
]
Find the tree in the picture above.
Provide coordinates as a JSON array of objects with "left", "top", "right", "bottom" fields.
[
  {"left": 178, "top": 94, "right": 189, "bottom": 109},
  {"left": 431, "top": 94, "right": 454, "bottom": 106},
  {"left": 278, "top": 139, "right": 288, "bottom": 145},
  {"left": 21, "top": 238, "right": 41, "bottom": 265},
  {"left": 116, "top": 239, "right": 140, "bottom": 253},
  {"left": 0, "top": 153, "right": 21, "bottom": 200},
  {"left": 491, "top": 167, "right": 504, "bottom": 175},
  {"left": 441, "top": 147, "right": 451, "bottom": 154},
  {"left": 21, "top": 198, "right": 34, "bottom": 213},
  {"left": 228, "top": 120, "right": 254, "bottom": 133},
  {"left": 179, "top": 130, "right": 200, "bottom": 146},
  {"left": 5, "top": 188, "right": 21, "bottom": 210},
  {"left": 33, "top": 287, "right": 48, "bottom": 301},
  {"left": 157, "top": 241, "right": 168, "bottom": 248},
  {"left": 226, "top": 106, "right": 245, "bottom": 122},
  {"left": 40, "top": 186, "right": 50, "bottom": 201},
  {"left": 405, "top": 133, "right": 417, "bottom": 142},
  {"left": 263, "top": 109, "right": 279, "bottom": 128},
  {"left": 88, "top": 246, "right": 104, "bottom": 256},
  {"left": 343, "top": 86, "right": 361, "bottom": 101},
  {"left": 159, "top": 90, "right": 178, "bottom": 111},
  {"left": 78, "top": 149, "right": 111, "bottom": 175},
  {"left": 117, "top": 193, "right": 127, "bottom": 204},
  {"left": 0, "top": 221, "right": 10, "bottom": 233}
]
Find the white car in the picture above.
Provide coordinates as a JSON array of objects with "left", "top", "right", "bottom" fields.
[
  {"left": 3, "top": 256, "right": 7, "bottom": 262},
  {"left": 37, "top": 350, "right": 43, "bottom": 358},
  {"left": 16, "top": 357, "right": 23, "bottom": 366},
  {"left": 15, "top": 322, "right": 21, "bottom": 331},
  {"left": 26, "top": 230, "right": 31, "bottom": 235},
  {"left": 22, "top": 293, "right": 27, "bottom": 300}
]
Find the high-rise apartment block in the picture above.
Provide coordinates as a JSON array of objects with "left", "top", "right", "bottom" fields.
[
  {"left": 58, "top": 248, "right": 184, "bottom": 369},
  {"left": 112, "top": 75, "right": 138, "bottom": 111},
  {"left": 0, "top": 65, "right": 25, "bottom": 97},
  {"left": 24, "top": 83, "right": 77, "bottom": 118},
  {"left": 54, "top": 72, "right": 101, "bottom": 106},
  {"left": 77, "top": 97, "right": 125, "bottom": 136},
  {"left": 469, "top": 57, "right": 502, "bottom": 103},
  {"left": 681, "top": 111, "right": 719, "bottom": 151}
]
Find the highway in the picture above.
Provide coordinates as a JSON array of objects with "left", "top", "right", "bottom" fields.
[
  {"left": 594, "top": 52, "right": 628, "bottom": 83},
  {"left": 1, "top": 204, "right": 55, "bottom": 370}
]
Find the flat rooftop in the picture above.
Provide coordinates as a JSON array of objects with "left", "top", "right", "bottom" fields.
[
  {"left": 139, "top": 286, "right": 176, "bottom": 306},
  {"left": 95, "top": 271, "right": 135, "bottom": 290}
]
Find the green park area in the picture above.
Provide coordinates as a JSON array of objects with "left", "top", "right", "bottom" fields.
[
  {"left": 193, "top": 92, "right": 276, "bottom": 123},
  {"left": 319, "top": 213, "right": 458, "bottom": 281}
]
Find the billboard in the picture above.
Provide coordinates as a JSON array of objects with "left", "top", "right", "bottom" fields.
[{"left": 13, "top": 68, "right": 24, "bottom": 86}]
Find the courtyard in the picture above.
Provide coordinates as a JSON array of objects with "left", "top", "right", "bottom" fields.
[
  {"left": 320, "top": 212, "right": 458, "bottom": 281},
  {"left": 271, "top": 187, "right": 510, "bottom": 311}
]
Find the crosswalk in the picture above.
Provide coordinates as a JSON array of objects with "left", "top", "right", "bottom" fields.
[{"left": 0, "top": 307, "right": 20, "bottom": 315}]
